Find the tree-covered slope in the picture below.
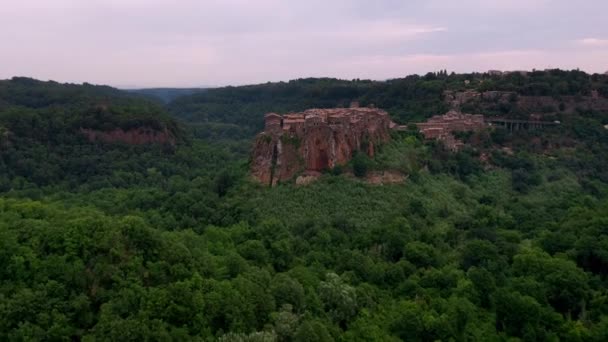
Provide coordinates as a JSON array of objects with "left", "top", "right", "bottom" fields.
[
  {"left": 0, "top": 77, "right": 178, "bottom": 134},
  {"left": 0, "top": 78, "right": 184, "bottom": 189},
  {"left": 0, "top": 74, "right": 608, "bottom": 340},
  {"left": 126, "top": 88, "right": 207, "bottom": 104},
  {"left": 168, "top": 70, "right": 608, "bottom": 140},
  {"left": 2, "top": 162, "right": 608, "bottom": 341}
]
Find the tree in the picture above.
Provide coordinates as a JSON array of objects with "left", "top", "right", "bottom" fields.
[
  {"left": 318, "top": 273, "right": 358, "bottom": 327},
  {"left": 352, "top": 154, "right": 368, "bottom": 178},
  {"left": 494, "top": 289, "right": 543, "bottom": 340},
  {"left": 272, "top": 304, "right": 299, "bottom": 341},
  {"left": 215, "top": 169, "right": 236, "bottom": 197},
  {"left": 512, "top": 249, "right": 589, "bottom": 315},
  {"left": 403, "top": 241, "right": 438, "bottom": 268},
  {"left": 271, "top": 274, "right": 305, "bottom": 312},
  {"left": 461, "top": 239, "right": 502, "bottom": 271},
  {"left": 293, "top": 320, "right": 332, "bottom": 342}
]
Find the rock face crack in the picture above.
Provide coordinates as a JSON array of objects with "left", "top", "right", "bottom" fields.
[
  {"left": 251, "top": 106, "right": 394, "bottom": 185},
  {"left": 269, "top": 142, "right": 279, "bottom": 186}
]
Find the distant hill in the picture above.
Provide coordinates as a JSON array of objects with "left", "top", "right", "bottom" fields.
[
  {"left": 167, "top": 70, "right": 608, "bottom": 139},
  {"left": 2, "top": 74, "right": 608, "bottom": 342},
  {"left": 126, "top": 87, "right": 207, "bottom": 103},
  {"left": 0, "top": 77, "right": 178, "bottom": 136},
  {"left": 0, "top": 77, "right": 182, "bottom": 187}
]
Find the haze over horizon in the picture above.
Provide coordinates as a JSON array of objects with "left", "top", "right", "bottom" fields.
[{"left": 2, "top": 0, "right": 608, "bottom": 88}]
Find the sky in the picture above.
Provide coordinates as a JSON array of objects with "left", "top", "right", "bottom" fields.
[{"left": 1, "top": 0, "right": 608, "bottom": 88}]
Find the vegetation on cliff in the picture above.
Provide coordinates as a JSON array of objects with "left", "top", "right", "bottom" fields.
[{"left": 1, "top": 73, "right": 608, "bottom": 340}]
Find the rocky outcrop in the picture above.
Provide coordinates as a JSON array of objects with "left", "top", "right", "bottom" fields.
[
  {"left": 251, "top": 106, "right": 394, "bottom": 186},
  {"left": 80, "top": 127, "right": 176, "bottom": 145},
  {"left": 294, "top": 170, "right": 407, "bottom": 186},
  {"left": 295, "top": 171, "right": 322, "bottom": 186},
  {"left": 365, "top": 171, "right": 407, "bottom": 185}
]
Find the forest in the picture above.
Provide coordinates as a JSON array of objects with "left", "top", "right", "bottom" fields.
[
  {"left": 168, "top": 69, "right": 608, "bottom": 139},
  {"left": 1, "top": 71, "right": 608, "bottom": 341}
]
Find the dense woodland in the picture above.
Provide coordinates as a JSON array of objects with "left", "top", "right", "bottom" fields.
[
  {"left": 127, "top": 88, "right": 206, "bottom": 104},
  {"left": 1, "top": 71, "right": 608, "bottom": 341},
  {"left": 168, "top": 69, "right": 608, "bottom": 139}
]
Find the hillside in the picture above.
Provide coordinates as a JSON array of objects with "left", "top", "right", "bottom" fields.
[
  {"left": 0, "top": 77, "right": 179, "bottom": 133},
  {"left": 168, "top": 70, "right": 608, "bottom": 140},
  {"left": 0, "top": 73, "right": 608, "bottom": 341},
  {"left": 0, "top": 78, "right": 183, "bottom": 189},
  {"left": 126, "top": 87, "right": 207, "bottom": 104}
]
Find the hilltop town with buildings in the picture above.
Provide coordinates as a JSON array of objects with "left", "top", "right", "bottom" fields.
[
  {"left": 252, "top": 103, "right": 493, "bottom": 185},
  {"left": 262, "top": 102, "right": 393, "bottom": 138},
  {"left": 251, "top": 103, "right": 394, "bottom": 185},
  {"left": 251, "top": 82, "right": 608, "bottom": 184}
]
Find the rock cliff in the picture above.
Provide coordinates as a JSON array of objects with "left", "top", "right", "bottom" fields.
[{"left": 251, "top": 106, "right": 394, "bottom": 186}]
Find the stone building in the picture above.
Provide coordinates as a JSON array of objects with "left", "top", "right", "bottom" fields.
[
  {"left": 282, "top": 114, "right": 306, "bottom": 135},
  {"left": 264, "top": 113, "right": 282, "bottom": 134}
]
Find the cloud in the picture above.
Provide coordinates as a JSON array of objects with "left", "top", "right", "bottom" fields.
[
  {"left": 323, "top": 48, "right": 608, "bottom": 81},
  {"left": 231, "top": 21, "right": 447, "bottom": 52},
  {"left": 424, "top": 0, "right": 552, "bottom": 15},
  {"left": 464, "top": 0, "right": 551, "bottom": 11},
  {"left": 1, "top": 1, "right": 608, "bottom": 86},
  {"left": 578, "top": 38, "right": 608, "bottom": 47},
  {"left": 339, "top": 22, "right": 447, "bottom": 42}
]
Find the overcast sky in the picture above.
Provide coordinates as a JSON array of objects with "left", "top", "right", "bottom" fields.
[{"left": 1, "top": 0, "right": 608, "bottom": 88}]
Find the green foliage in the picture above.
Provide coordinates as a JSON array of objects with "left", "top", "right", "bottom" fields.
[
  {"left": 168, "top": 76, "right": 451, "bottom": 138},
  {"left": 0, "top": 77, "right": 177, "bottom": 134},
  {"left": 127, "top": 87, "right": 205, "bottom": 104},
  {"left": 1, "top": 75, "right": 608, "bottom": 340},
  {"left": 167, "top": 70, "right": 608, "bottom": 141},
  {"left": 280, "top": 134, "right": 301, "bottom": 148},
  {"left": 352, "top": 152, "right": 370, "bottom": 178},
  {"left": 0, "top": 78, "right": 187, "bottom": 188}
]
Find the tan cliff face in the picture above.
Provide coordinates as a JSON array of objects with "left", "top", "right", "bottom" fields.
[
  {"left": 80, "top": 127, "right": 176, "bottom": 146},
  {"left": 251, "top": 107, "right": 394, "bottom": 186}
]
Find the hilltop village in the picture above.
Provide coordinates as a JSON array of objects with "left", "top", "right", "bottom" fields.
[
  {"left": 3, "top": 71, "right": 608, "bottom": 341},
  {"left": 250, "top": 78, "right": 608, "bottom": 185},
  {"left": 251, "top": 104, "right": 394, "bottom": 185},
  {"left": 250, "top": 101, "right": 495, "bottom": 185}
]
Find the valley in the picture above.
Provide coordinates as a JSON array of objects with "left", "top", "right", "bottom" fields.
[{"left": 0, "top": 70, "right": 607, "bottom": 341}]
